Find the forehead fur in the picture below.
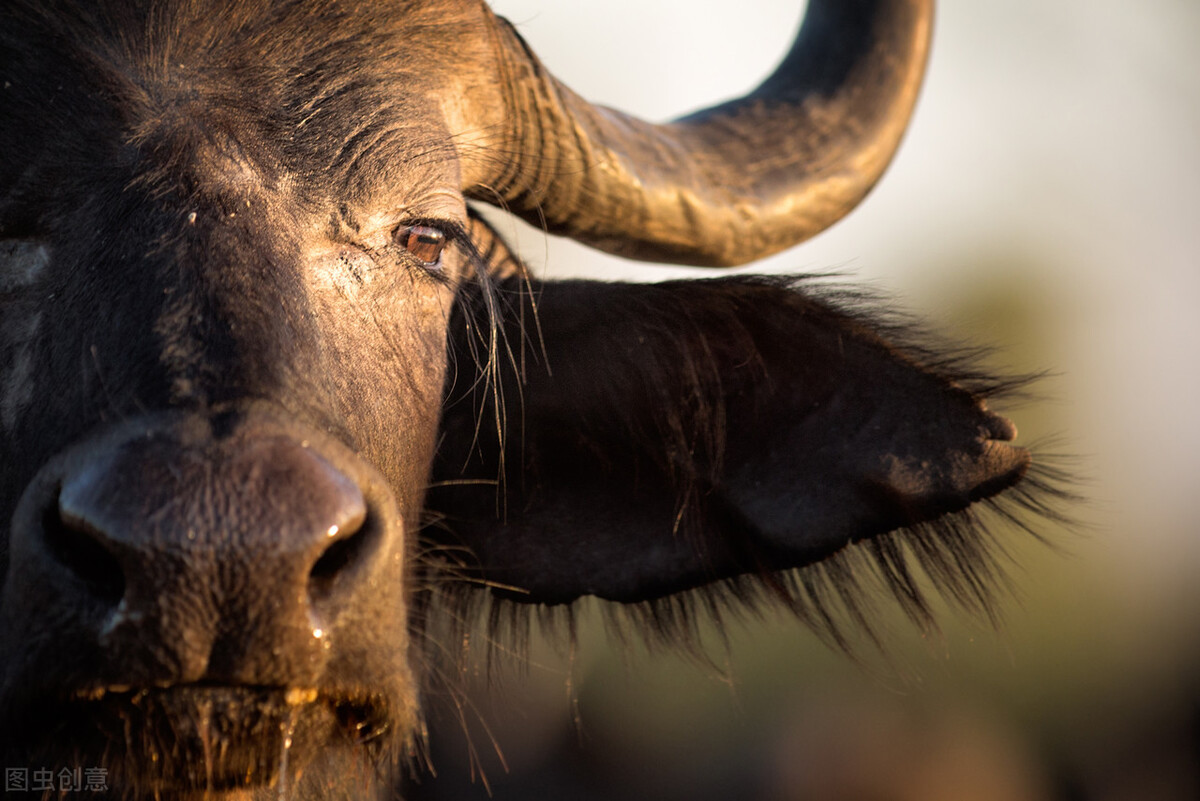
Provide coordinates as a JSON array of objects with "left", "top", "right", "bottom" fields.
[{"left": 2, "top": 0, "right": 477, "bottom": 213}]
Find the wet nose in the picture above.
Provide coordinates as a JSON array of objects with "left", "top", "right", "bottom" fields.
[{"left": 13, "top": 413, "right": 387, "bottom": 684}]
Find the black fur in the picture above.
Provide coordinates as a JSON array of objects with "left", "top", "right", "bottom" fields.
[{"left": 0, "top": 1, "right": 1069, "bottom": 798}]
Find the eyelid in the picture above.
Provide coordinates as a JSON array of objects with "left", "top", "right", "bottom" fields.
[{"left": 396, "top": 218, "right": 468, "bottom": 243}]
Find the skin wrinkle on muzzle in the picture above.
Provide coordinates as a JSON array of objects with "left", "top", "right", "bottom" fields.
[{"left": 0, "top": 1, "right": 1066, "bottom": 798}]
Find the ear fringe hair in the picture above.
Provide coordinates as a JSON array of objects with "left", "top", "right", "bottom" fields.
[
  {"left": 766, "top": 274, "right": 1049, "bottom": 403},
  {"left": 413, "top": 456, "right": 1077, "bottom": 692}
]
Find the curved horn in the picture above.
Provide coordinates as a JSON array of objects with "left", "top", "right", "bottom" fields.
[{"left": 454, "top": 0, "right": 933, "bottom": 267}]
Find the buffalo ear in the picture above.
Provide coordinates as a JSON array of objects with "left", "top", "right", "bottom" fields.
[{"left": 427, "top": 275, "right": 1044, "bottom": 636}]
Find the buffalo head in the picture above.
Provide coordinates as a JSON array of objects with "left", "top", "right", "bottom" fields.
[{"left": 0, "top": 0, "right": 1050, "bottom": 797}]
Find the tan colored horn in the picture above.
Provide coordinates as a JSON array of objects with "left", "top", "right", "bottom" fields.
[{"left": 454, "top": 0, "right": 933, "bottom": 266}]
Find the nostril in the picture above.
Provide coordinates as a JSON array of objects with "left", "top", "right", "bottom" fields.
[
  {"left": 42, "top": 490, "right": 126, "bottom": 606},
  {"left": 308, "top": 510, "right": 374, "bottom": 602}
]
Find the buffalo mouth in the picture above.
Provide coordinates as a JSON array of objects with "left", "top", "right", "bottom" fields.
[{"left": 5, "top": 684, "right": 395, "bottom": 795}]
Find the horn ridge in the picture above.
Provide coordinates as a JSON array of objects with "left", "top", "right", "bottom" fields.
[{"left": 458, "top": 0, "right": 933, "bottom": 267}]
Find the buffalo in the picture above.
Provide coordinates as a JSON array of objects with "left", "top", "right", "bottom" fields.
[{"left": 0, "top": 0, "right": 1057, "bottom": 798}]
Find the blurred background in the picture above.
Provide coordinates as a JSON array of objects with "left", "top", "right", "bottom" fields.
[{"left": 409, "top": 1, "right": 1200, "bottom": 799}]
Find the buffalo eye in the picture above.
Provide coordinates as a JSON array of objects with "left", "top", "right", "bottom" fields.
[{"left": 394, "top": 224, "right": 447, "bottom": 267}]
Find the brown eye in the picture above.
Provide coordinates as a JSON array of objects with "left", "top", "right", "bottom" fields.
[{"left": 395, "top": 224, "right": 447, "bottom": 267}]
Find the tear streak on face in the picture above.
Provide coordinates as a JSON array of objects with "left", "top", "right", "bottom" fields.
[{"left": 1, "top": 242, "right": 49, "bottom": 433}]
